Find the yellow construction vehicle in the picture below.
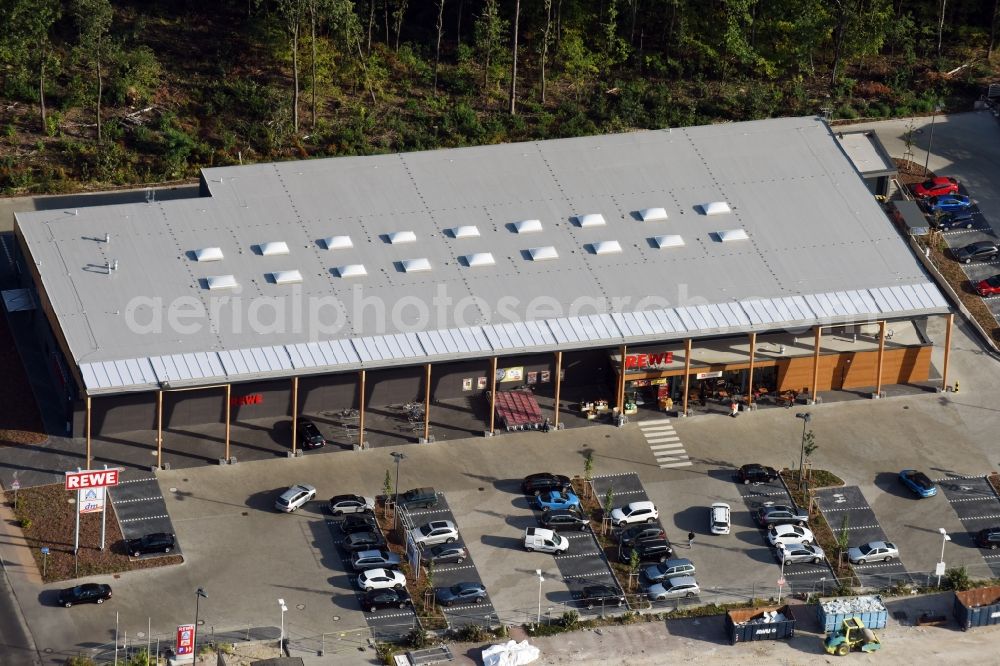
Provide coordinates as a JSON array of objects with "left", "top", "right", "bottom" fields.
[{"left": 823, "top": 617, "right": 882, "bottom": 656}]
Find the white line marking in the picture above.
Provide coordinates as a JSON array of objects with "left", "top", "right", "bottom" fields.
[
  {"left": 638, "top": 419, "right": 672, "bottom": 426},
  {"left": 649, "top": 443, "right": 685, "bottom": 450},
  {"left": 645, "top": 436, "right": 680, "bottom": 444},
  {"left": 659, "top": 462, "right": 694, "bottom": 468}
]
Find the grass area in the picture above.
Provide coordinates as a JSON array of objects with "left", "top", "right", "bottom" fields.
[{"left": 6, "top": 484, "right": 181, "bottom": 583}]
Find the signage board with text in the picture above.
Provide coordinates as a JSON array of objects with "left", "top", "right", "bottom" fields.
[{"left": 65, "top": 469, "right": 120, "bottom": 490}]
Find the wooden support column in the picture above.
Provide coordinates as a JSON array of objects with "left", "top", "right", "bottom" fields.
[
  {"left": 156, "top": 390, "right": 163, "bottom": 469},
  {"left": 875, "top": 321, "right": 886, "bottom": 397},
  {"left": 616, "top": 344, "right": 627, "bottom": 412},
  {"left": 941, "top": 313, "right": 954, "bottom": 391},
  {"left": 224, "top": 384, "right": 231, "bottom": 461},
  {"left": 85, "top": 395, "right": 92, "bottom": 470},
  {"left": 291, "top": 376, "right": 299, "bottom": 455},
  {"left": 746, "top": 332, "right": 757, "bottom": 406},
  {"left": 811, "top": 327, "right": 822, "bottom": 403},
  {"left": 682, "top": 339, "right": 692, "bottom": 416},
  {"left": 553, "top": 351, "right": 563, "bottom": 427},
  {"left": 489, "top": 357, "right": 498, "bottom": 434},
  {"left": 358, "top": 370, "right": 366, "bottom": 449},
  {"left": 423, "top": 363, "right": 432, "bottom": 441}
]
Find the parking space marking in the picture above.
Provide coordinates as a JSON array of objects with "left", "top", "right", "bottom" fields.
[
  {"left": 115, "top": 496, "right": 162, "bottom": 504},
  {"left": 367, "top": 611, "right": 417, "bottom": 620},
  {"left": 405, "top": 508, "right": 452, "bottom": 518},
  {"left": 562, "top": 571, "right": 618, "bottom": 579},
  {"left": 435, "top": 565, "right": 475, "bottom": 573},
  {"left": 119, "top": 514, "right": 170, "bottom": 523},
  {"left": 957, "top": 514, "right": 1000, "bottom": 521},
  {"left": 555, "top": 552, "right": 604, "bottom": 561},
  {"left": 851, "top": 562, "right": 903, "bottom": 570},
  {"left": 119, "top": 477, "right": 157, "bottom": 485}
]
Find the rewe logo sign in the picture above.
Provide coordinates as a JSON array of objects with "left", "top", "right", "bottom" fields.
[
  {"left": 624, "top": 352, "right": 674, "bottom": 370},
  {"left": 65, "top": 469, "right": 120, "bottom": 490}
]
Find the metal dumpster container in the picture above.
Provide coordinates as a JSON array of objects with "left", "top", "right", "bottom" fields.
[
  {"left": 817, "top": 595, "right": 887, "bottom": 633},
  {"left": 954, "top": 585, "right": 1000, "bottom": 630},
  {"left": 726, "top": 604, "right": 796, "bottom": 644}
]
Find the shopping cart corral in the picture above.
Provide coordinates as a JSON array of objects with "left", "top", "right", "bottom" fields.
[{"left": 491, "top": 390, "right": 545, "bottom": 431}]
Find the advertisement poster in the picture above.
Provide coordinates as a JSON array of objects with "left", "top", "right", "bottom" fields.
[
  {"left": 176, "top": 624, "right": 195, "bottom": 655},
  {"left": 496, "top": 366, "right": 524, "bottom": 383},
  {"left": 462, "top": 378, "right": 473, "bottom": 391},
  {"left": 527, "top": 372, "right": 538, "bottom": 385},
  {"left": 477, "top": 376, "right": 487, "bottom": 390},
  {"left": 78, "top": 487, "right": 105, "bottom": 514},
  {"left": 540, "top": 371, "right": 551, "bottom": 383}
]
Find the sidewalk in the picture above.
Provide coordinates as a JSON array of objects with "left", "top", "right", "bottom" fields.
[{"left": 0, "top": 499, "right": 41, "bottom": 665}]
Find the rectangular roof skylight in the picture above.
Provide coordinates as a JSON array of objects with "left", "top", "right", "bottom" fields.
[
  {"left": 259, "top": 241, "right": 290, "bottom": 256},
  {"left": 401, "top": 258, "right": 432, "bottom": 273},
  {"left": 336, "top": 264, "right": 367, "bottom": 278},
  {"left": 653, "top": 235, "right": 685, "bottom": 248},
  {"left": 271, "top": 270, "right": 303, "bottom": 284},
  {"left": 514, "top": 219, "right": 543, "bottom": 233},
  {"left": 194, "top": 247, "right": 224, "bottom": 262},
  {"left": 577, "top": 213, "right": 607, "bottom": 228},
  {"left": 638, "top": 207, "right": 668, "bottom": 221},
  {"left": 323, "top": 236, "right": 353, "bottom": 250},
  {"left": 528, "top": 246, "right": 559, "bottom": 261},
  {"left": 464, "top": 252, "right": 496, "bottom": 267},
  {"left": 450, "top": 225, "right": 480, "bottom": 239},
  {"left": 702, "top": 201, "right": 732, "bottom": 215},
  {"left": 206, "top": 274, "right": 238, "bottom": 290},
  {"left": 591, "top": 240, "right": 623, "bottom": 255},
  {"left": 717, "top": 228, "right": 749, "bottom": 242},
  {"left": 388, "top": 230, "right": 417, "bottom": 244}
]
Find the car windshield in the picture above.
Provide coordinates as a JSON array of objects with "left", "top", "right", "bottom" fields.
[
  {"left": 859, "top": 543, "right": 874, "bottom": 555},
  {"left": 987, "top": 276, "right": 1000, "bottom": 287},
  {"left": 713, "top": 520, "right": 727, "bottom": 528}
]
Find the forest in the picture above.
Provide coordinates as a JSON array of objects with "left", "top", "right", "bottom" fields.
[{"left": 0, "top": 0, "right": 997, "bottom": 194}]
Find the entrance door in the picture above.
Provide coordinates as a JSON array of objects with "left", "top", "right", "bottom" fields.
[{"left": 832, "top": 354, "right": 854, "bottom": 390}]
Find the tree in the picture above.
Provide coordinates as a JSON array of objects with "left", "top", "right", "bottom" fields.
[
  {"left": 602, "top": 486, "right": 614, "bottom": 535},
  {"left": 539, "top": 0, "right": 553, "bottom": 103},
  {"left": 473, "top": 0, "right": 504, "bottom": 90},
  {"left": 279, "top": 0, "right": 306, "bottom": 132},
  {"left": 392, "top": 0, "right": 408, "bottom": 52},
  {"left": 382, "top": 469, "right": 393, "bottom": 518},
  {"left": 7, "top": 0, "right": 62, "bottom": 132},
  {"left": 508, "top": 0, "right": 520, "bottom": 114},
  {"left": 72, "top": 0, "right": 114, "bottom": 143},
  {"left": 433, "top": 0, "right": 445, "bottom": 93},
  {"left": 583, "top": 450, "right": 594, "bottom": 497}
]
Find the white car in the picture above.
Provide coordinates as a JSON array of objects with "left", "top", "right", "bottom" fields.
[
  {"left": 357, "top": 568, "right": 407, "bottom": 591},
  {"left": 768, "top": 524, "right": 814, "bottom": 548},
  {"left": 409, "top": 520, "right": 459, "bottom": 547},
  {"left": 709, "top": 502, "right": 731, "bottom": 535},
  {"left": 275, "top": 483, "right": 317, "bottom": 513},
  {"left": 647, "top": 575, "right": 700, "bottom": 601},
  {"left": 610, "top": 501, "right": 659, "bottom": 528}
]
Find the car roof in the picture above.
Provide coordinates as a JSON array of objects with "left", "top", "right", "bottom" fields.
[
  {"left": 864, "top": 540, "right": 888, "bottom": 548},
  {"left": 636, "top": 538, "right": 670, "bottom": 550},
  {"left": 331, "top": 493, "right": 364, "bottom": 502},
  {"left": 664, "top": 558, "right": 693, "bottom": 567},
  {"left": 354, "top": 549, "right": 383, "bottom": 558},
  {"left": 625, "top": 500, "right": 655, "bottom": 510},
  {"left": 424, "top": 520, "right": 453, "bottom": 529},
  {"left": 711, "top": 502, "right": 730, "bottom": 510},
  {"left": 667, "top": 576, "right": 697, "bottom": 587}
]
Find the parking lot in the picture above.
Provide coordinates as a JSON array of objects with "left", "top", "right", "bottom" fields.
[
  {"left": 108, "top": 470, "right": 182, "bottom": 559},
  {"left": 936, "top": 475, "right": 1000, "bottom": 578}
]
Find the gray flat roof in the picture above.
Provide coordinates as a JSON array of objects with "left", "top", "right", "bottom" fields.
[
  {"left": 15, "top": 116, "right": 947, "bottom": 394},
  {"left": 836, "top": 130, "right": 897, "bottom": 177}
]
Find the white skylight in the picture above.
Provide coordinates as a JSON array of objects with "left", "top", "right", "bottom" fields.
[
  {"left": 653, "top": 235, "right": 685, "bottom": 248},
  {"left": 464, "top": 252, "right": 496, "bottom": 267},
  {"left": 336, "top": 264, "right": 368, "bottom": 278},
  {"left": 577, "top": 213, "right": 607, "bottom": 228},
  {"left": 206, "top": 274, "right": 238, "bottom": 290},
  {"left": 528, "top": 246, "right": 559, "bottom": 261},
  {"left": 702, "top": 201, "right": 732, "bottom": 215},
  {"left": 401, "top": 258, "right": 432, "bottom": 273},
  {"left": 271, "top": 270, "right": 303, "bottom": 284},
  {"left": 450, "top": 225, "right": 481, "bottom": 239},
  {"left": 259, "top": 241, "right": 290, "bottom": 256},
  {"left": 514, "top": 219, "right": 543, "bottom": 234},
  {"left": 388, "top": 230, "right": 417, "bottom": 244},
  {"left": 323, "top": 236, "right": 353, "bottom": 250},
  {"left": 638, "top": 207, "right": 668, "bottom": 222},
  {"left": 717, "top": 228, "right": 749, "bottom": 242},
  {"left": 194, "top": 247, "right": 224, "bottom": 262},
  {"left": 591, "top": 240, "right": 623, "bottom": 255}
]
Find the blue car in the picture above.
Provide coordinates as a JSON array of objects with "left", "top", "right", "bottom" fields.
[
  {"left": 536, "top": 490, "right": 581, "bottom": 512},
  {"left": 924, "top": 194, "right": 972, "bottom": 214},
  {"left": 899, "top": 469, "right": 937, "bottom": 498}
]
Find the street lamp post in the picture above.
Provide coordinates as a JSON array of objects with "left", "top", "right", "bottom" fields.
[
  {"left": 278, "top": 598, "right": 288, "bottom": 656},
  {"left": 535, "top": 569, "right": 544, "bottom": 625},
  {"left": 937, "top": 528, "right": 951, "bottom": 587},
  {"left": 192, "top": 587, "right": 207, "bottom": 662},
  {"left": 391, "top": 451, "right": 406, "bottom": 528},
  {"left": 795, "top": 412, "right": 811, "bottom": 486},
  {"left": 924, "top": 103, "right": 943, "bottom": 176},
  {"left": 778, "top": 553, "right": 787, "bottom": 603}
]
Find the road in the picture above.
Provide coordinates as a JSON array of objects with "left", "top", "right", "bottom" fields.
[{"left": 0, "top": 556, "right": 39, "bottom": 666}]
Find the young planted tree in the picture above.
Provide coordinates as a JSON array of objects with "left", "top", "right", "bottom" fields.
[
  {"left": 602, "top": 486, "right": 614, "bottom": 535},
  {"left": 801, "top": 430, "right": 818, "bottom": 479},
  {"left": 71, "top": 0, "right": 113, "bottom": 143},
  {"left": 583, "top": 451, "right": 594, "bottom": 498},
  {"left": 383, "top": 469, "right": 393, "bottom": 518},
  {"left": 628, "top": 548, "right": 640, "bottom": 591},
  {"left": 279, "top": 0, "right": 306, "bottom": 132}
]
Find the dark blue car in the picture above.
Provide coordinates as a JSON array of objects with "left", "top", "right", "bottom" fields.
[
  {"left": 899, "top": 469, "right": 937, "bottom": 498},
  {"left": 924, "top": 194, "right": 972, "bottom": 214}
]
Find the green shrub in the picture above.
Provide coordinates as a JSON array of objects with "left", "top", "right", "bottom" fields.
[
  {"left": 19, "top": 518, "right": 32, "bottom": 530},
  {"left": 946, "top": 567, "right": 972, "bottom": 591}
]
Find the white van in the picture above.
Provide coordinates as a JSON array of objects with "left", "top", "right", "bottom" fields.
[
  {"left": 524, "top": 527, "right": 569, "bottom": 554},
  {"left": 710, "top": 502, "right": 731, "bottom": 535}
]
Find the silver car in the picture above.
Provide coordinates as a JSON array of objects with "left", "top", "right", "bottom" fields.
[
  {"left": 275, "top": 483, "right": 316, "bottom": 513},
  {"left": 775, "top": 542, "right": 825, "bottom": 565},
  {"left": 647, "top": 575, "right": 700, "bottom": 601},
  {"left": 848, "top": 540, "right": 899, "bottom": 565},
  {"left": 409, "top": 520, "right": 459, "bottom": 546}
]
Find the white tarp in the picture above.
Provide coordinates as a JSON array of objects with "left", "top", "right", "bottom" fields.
[{"left": 481, "top": 640, "right": 540, "bottom": 666}]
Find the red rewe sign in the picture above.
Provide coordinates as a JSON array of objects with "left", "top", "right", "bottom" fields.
[
  {"left": 624, "top": 352, "right": 674, "bottom": 370},
  {"left": 230, "top": 393, "right": 263, "bottom": 407},
  {"left": 65, "top": 469, "right": 120, "bottom": 490}
]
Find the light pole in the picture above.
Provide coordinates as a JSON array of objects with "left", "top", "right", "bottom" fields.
[
  {"left": 391, "top": 451, "right": 406, "bottom": 528},
  {"left": 923, "top": 102, "right": 943, "bottom": 176},
  {"left": 937, "top": 528, "right": 951, "bottom": 587},
  {"left": 795, "top": 412, "right": 811, "bottom": 486},
  {"left": 278, "top": 598, "right": 288, "bottom": 656},
  {"left": 777, "top": 552, "right": 787, "bottom": 603},
  {"left": 192, "top": 587, "right": 207, "bottom": 662},
  {"left": 535, "top": 569, "right": 544, "bottom": 625}
]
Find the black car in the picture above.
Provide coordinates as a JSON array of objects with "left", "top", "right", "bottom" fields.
[
  {"left": 343, "top": 531, "right": 386, "bottom": 552},
  {"left": 297, "top": 419, "right": 327, "bottom": 449},
  {"left": 976, "top": 527, "right": 1000, "bottom": 550},
  {"left": 574, "top": 583, "right": 625, "bottom": 609},
  {"left": 953, "top": 241, "right": 1000, "bottom": 264},
  {"left": 541, "top": 509, "right": 589, "bottom": 532},
  {"left": 58, "top": 583, "right": 112, "bottom": 608},
  {"left": 934, "top": 210, "right": 975, "bottom": 230},
  {"left": 736, "top": 464, "right": 779, "bottom": 485},
  {"left": 617, "top": 524, "right": 667, "bottom": 547},
  {"left": 125, "top": 532, "right": 175, "bottom": 557},
  {"left": 522, "top": 473, "right": 572, "bottom": 496},
  {"left": 426, "top": 543, "right": 467, "bottom": 565},
  {"left": 340, "top": 513, "right": 379, "bottom": 535},
  {"left": 754, "top": 504, "right": 809, "bottom": 528},
  {"left": 361, "top": 588, "right": 412, "bottom": 612},
  {"left": 618, "top": 538, "right": 672, "bottom": 564},
  {"left": 399, "top": 487, "right": 439, "bottom": 510}
]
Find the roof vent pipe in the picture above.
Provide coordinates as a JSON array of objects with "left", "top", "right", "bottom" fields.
[{"left": 105, "top": 233, "right": 110, "bottom": 244}]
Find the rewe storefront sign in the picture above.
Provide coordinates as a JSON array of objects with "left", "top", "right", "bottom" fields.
[{"left": 624, "top": 352, "right": 674, "bottom": 372}]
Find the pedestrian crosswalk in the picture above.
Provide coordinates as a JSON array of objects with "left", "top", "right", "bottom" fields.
[{"left": 638, "top": 419, "right": 692, "bottom": 468}]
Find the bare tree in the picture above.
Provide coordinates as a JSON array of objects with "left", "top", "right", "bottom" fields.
[
  {"left": 279, "top": 0, "right": 306, "bottom": 132},
  {"left": 393, "top": 0, "right": 408, "bottom": 52},
  {"left": 937, "top": 0, "right": 946, "bottom": 57},
  {"left": 540, "top": 0, "right": 552, "bottom": 103},
  {"left": 434, "top": 0, "right": 445, "bottom": 93},
  {"left": 509, "top": 0, "right": 520, "bottom": 114},
  {"left": 71, "top": 0, "right": 113, "bottom": 143},
  {"left": 990, "top": 0, "right": 1000, "bottom": 58}
]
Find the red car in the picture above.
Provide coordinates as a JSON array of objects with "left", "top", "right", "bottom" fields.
[
  {"left": 912, "top": 176, "right": 959, "bottom": 199},
  {"left": 976, "top": 275, "right": 1000, "bottom": 297}
]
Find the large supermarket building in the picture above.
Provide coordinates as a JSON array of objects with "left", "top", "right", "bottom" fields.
[{"left": 12, "top": 116, "right": 953, "bottom": 467}]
